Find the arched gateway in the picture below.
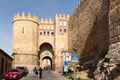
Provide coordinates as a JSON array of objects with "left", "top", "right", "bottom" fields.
[
  {"left": 12, "top": 13, "right": 69, "bottom": 72},
  {"left": 38, "top": 43, "right": 55, "bottom": 70}
]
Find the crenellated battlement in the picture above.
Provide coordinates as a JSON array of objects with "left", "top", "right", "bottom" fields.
[
  {"left": 13, "top": 12, "right": 39, "bottom": 24},
  {"left": 13, "top": 12, "right": 70, "bottom": 25},
  {"left": 40, "top": 18, "right": 54, "bottom": 24},
  {"left": 55, "top": 14, "right": 70, "bottom": 20},
  {"left": 39, "top": 14, "right": 70, "bottom": 24}
]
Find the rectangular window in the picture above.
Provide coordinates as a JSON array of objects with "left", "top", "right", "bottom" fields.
[
  {"left": 64, "top": 29, "right": 66, "bottom": 32},
  {"left": 40, "top": 32, "right": 42, "bottom": 35},
  {"left": 47, "top": 31, "right": 49, "bottom": 35},
  {"left": 22, "top": 27, "right": 24, "bottom": 34},
  {"left": 51, "top": 32, "right": 54, "bottom": 35},
  {"left": 44, "top": 31, "right": 46, "bottom": 35}
]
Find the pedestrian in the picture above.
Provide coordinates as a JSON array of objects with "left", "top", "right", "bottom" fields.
[
  {"left": 33, "top": 67, "right": 38, "bottom": 76},
  {"left": 48, "top": 65, "right": 51, "bottom": 72},
  {"left": 39, "top": 67, "right": 42, "bottom": 79}
]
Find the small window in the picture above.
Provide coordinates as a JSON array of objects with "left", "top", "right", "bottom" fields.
[
  {"left": 40, "top": 32, "right": 42, "bottom": 35},
  {"left": 64, "top": 29, "right": 66, "bottom": 32},
  {"left": 64, "top": 21, "right": 67, "bottom": 26},
  {"left": 44, "top": 31, "right": 46, "bottom": 35},
  {"left": 60, "top": 22, "right": 62, "bottom": 26},
  {"left": 47, "top": 31, "right": 49, "bottom": 35},
  {"left": 60, "top": 29, "right": 62, "bottom": 32},
  {"left": 22, "top": 27, "right": 24, "bottom": 34},
  {"left": 51, "top": 32, "right": 54, "bottom": 35}
]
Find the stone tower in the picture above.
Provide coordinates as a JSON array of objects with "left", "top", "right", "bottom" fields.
[
  {"left": 55, "top": 14, "right": 69, "bottom": 72},
  {"left": 12, "top": 12, "right": 70, "bottom": 72},
  {"left": 12, "top": 12, "right": 39, "bottom": 71}
]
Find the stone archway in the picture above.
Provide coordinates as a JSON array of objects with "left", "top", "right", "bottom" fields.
[
  {"left": 38, "top": 42, "right": 55, "bottom": 70},
  {"left": 42, "top": 56, "right": 52, "bottom": 70}
]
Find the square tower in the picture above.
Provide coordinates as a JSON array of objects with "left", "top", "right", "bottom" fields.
[{"left": 54, "top": 14, "right": 70, "bottom": 72}]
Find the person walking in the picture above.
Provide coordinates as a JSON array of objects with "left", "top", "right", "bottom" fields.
[
  {"left": 39, "top": 67, "right": 42, "bottom": 79},
  {"left": 32, "top": 67, "right": 38, "bottom": 80},
  {"left": 33, "top": 67, "right": 38, "bottom": 76}
]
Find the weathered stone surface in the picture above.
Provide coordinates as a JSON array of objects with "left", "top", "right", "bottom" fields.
[
  {"left": 106, "top": 0, "right": 120, "bottom": 64},
  {"left": 69, "top": 0, "right": 120, "bottom": 79},
  {"left": 69, "top": 0, "right": 109, "bottom": 63}
]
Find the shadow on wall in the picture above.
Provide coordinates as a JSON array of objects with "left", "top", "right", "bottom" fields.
[{"left": 80, "top": 0, "right": 110, "bottom": 64}]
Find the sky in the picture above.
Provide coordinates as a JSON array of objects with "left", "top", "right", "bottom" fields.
[{"left": 0, "top": 0, "right": 80, "bottom": 55}]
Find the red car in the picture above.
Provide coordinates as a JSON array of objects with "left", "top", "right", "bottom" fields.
[{"left": 2, "top": 69, "right": 23, "bottom": 80}]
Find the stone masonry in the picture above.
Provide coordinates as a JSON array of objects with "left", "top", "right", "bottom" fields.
[
  {"left": 69, "top": 0, "right": 120, "bottom": 79},
  {"left": 69, "top": 0, "right": 109, "bottom": 63},
  {"left": 106, "top": 0, "right": 120, "bottom": 64},
  {"left": 12, "top": 12, "right": 69, "bottom": 72}
]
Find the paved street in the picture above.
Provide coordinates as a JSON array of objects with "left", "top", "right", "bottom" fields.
[
  {"left": 40, "top": 70, "right": 63, "bottom": 80},
  {"left": 22, "top": 70, "right": 64, "bottom": 80}
]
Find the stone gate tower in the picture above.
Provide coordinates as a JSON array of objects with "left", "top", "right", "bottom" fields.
[{"left": 12, "top": 12, "right": 69, "bottom": 72}]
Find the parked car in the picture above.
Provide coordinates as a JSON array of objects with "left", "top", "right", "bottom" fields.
[
  {"left": 16, "top": 66, "right": 29, "bottom": 77},
  {"left": 2, "top": 67, "right": 28, "bottom": 80},
  {"left": 2, "top": 69, "right": 23, "bottom": 80}
]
